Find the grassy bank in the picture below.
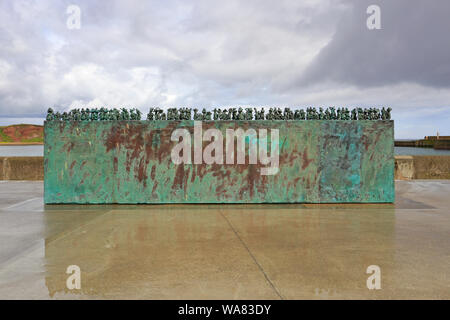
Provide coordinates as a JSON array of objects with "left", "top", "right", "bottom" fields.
[{"left": 0, "top": 124, "right": 43, "bottom": 144}]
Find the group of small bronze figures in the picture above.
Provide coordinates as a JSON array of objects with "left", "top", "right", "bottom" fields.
[
  {"left": 46, "top": 107, "right": 142, "bottom": 122},
  {"left": 46, "top": 107, "right": 392, "bottom": 121}
]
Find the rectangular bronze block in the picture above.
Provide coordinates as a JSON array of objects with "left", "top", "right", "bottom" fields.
[{"left": 44, "top": 120, "right": 394, "bottom": 203}]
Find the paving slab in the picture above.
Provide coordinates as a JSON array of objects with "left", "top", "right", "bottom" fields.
[{"left": 0, "top": 181, "right": 449, "bottom": 299}]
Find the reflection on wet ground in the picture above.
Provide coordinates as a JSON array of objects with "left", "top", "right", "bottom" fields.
[{"left": 0, "top": 180, "right": 449, "bottom": 299}]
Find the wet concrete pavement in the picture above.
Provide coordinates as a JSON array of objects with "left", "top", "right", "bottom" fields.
[{"left": 0, "top": 180, "right": 449, "bottom": 299}]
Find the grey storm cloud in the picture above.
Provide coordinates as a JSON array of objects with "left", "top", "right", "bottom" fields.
[
  {"left": 297, "top": 0, "right": 450, "bottom": 88},
  {"left": 0, "top": 0, "right": 350, "bottom": 114}
]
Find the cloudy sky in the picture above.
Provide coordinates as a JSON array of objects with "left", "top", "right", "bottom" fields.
[{"left": 0, "top": 0, "right": 449, "bottom": 138}]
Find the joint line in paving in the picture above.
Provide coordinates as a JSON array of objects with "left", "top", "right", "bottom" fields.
[
  {"left": 45, "top": 210, "right": 113, "bottom": 245},
  {"left": 219, "top": 211, "right": 284, "bottom": 300},
  {"left": 3, "top": 197, "right": 41, "bottom": 210}
]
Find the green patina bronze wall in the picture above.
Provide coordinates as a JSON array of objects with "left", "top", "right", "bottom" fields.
[{"left": 44, "top": 120, "right": 394, "bottom": 204}]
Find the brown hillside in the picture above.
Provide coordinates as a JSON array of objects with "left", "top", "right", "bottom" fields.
[{"left": 0, "top": 124, "right": 44, "bottom": 143}]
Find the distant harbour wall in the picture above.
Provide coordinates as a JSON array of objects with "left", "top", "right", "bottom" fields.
[
  {"left": 1, "top": 155, "right": 449, "bottom": 182},
  {"left": 435, "top": 140, "right": 450, "bottom": 150},
  {"left": 395, "top": 139, "right": 450, "bottom": 150}
]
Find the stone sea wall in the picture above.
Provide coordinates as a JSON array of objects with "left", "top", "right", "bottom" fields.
[
  {"left": 394, "top": 155, "right": 450, "bottom": 179},
  {"left": 3, "top": 154, "right": 448, "bottom": 184},
  {"left": 0, "top": 157, "right": 44, "bottom": 180}
]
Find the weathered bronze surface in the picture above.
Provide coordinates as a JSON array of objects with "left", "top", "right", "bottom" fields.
[{"left": 44, "top": 120, "right": 394, "bottom": 203}]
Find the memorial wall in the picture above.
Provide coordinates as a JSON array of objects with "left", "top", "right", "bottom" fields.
[{"left": 44, "top": 107, "right": 394, "bottom": 204}]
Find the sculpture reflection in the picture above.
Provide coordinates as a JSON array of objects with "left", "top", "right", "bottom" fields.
[{"left": 44, "top": 204, "right": 395, "bottom": 299}]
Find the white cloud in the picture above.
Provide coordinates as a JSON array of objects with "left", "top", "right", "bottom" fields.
[{"left": 0, "top": 0, "right": 449, "bottom": 138}]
